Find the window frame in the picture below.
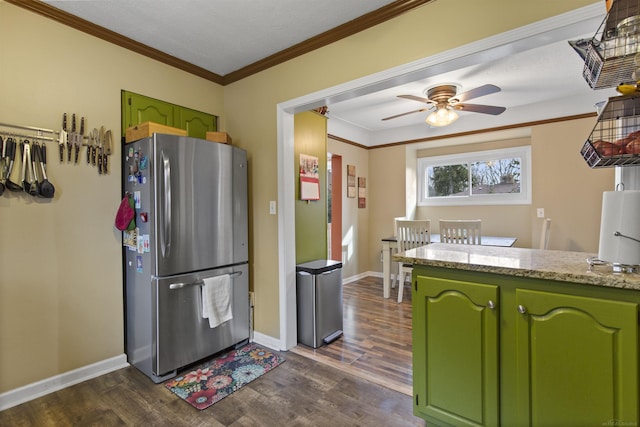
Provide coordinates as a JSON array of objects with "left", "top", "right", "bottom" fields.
[{"left": 417, "top": 146, "right": 532, "bottom": 206}]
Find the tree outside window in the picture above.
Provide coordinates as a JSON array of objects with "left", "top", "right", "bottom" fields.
[{"left": 418, "top": 146, "right": 531, "bottom": 206}]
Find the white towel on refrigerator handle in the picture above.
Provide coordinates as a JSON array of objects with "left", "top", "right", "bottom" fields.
[{"left": 201, "top": 274, "right": 233, "bottom": 328}]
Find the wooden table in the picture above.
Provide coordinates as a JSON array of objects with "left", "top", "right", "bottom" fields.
[{"left": 381, "top": 234, "right": 518, "bottom": 299}]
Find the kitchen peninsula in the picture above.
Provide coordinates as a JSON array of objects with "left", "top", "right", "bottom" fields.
[{"left": 396, "top": 243, "right": 640, "bottom": 427}]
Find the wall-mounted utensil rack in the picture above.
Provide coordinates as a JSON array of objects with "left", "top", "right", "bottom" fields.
[{"left": 0, "top": 121, "right": 58, "bottom": 143}]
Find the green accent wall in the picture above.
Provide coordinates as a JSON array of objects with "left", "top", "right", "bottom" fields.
[{"left": 294, "top": 111, "right": 328, "bottom": 264}]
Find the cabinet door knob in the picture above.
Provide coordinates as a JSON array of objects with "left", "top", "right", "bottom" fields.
[
  {"left": 487, "top": 300, "right": 496, "bottom": 310},
  {"left": 517, "top": 304, "right": 527, "bottom": 314}
]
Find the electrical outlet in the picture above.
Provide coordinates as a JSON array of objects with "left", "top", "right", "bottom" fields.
[
  {"left": 269, "top": 201, "right": 277, "bottom": 215},
  {"left": 537, "top": 208, "right": 545, "bottom": 218}
]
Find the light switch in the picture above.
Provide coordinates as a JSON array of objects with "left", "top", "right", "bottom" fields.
[
  {"left": 537, "top": 208, "right": 545, "bottom": 218},
  {"left": 269, "top": 200, "right": 277, "bottom": 215}
]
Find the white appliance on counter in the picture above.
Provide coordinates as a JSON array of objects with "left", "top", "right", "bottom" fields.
[
  {"left": 123, "top": 134, "right": 250, "bottom": 383},
  {"left": 598, "top": 186, "right": 640, "bottom": 268}
]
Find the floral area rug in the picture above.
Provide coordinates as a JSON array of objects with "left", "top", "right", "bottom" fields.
[{"left": 164, "top": 343, "right": 285, "bottom": 410}]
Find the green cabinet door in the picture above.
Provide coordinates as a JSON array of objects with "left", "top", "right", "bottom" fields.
[
  {"left": 515, "top": 289, "right": 638, "bottom": 427},
  {"left": 177, "top": 107, "right": 217, "bottom": 140},
  {"left": 414, "top": 275, "right": 499, "bottom": 427},
  {"left": 122, "top": 91, "right": 176, "bottom": 133}
]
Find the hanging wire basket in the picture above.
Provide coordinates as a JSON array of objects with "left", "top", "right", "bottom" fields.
[
  {"left": 581, "top": 0, "right": 640, "bottom": 88},
  {"left": 581, "top": 94, "right": 640, "bottom": 167}
]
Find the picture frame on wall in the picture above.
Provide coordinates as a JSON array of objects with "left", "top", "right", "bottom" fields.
[
  {"left": 300, "top": 154, "right": 320, "bottom": 201},
  {"left": 347, "top": 164, "right": 356, "bottom": 198},
  {"left": 358, "top": 177, "right": 366, "bottom": 208}
]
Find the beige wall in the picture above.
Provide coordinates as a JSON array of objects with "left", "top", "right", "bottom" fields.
[
  {"left": 365, "top": 116, "right": 614, "bottom": 280},
  {"left": 530, "top": 118, "right": 614, "bottom": 252},
  {"left": 0, "top": 2, "right": 224, "bottom": 393},
  {"left": 328, "top": 137, "right": 370, "bottom": 279},
  {"left": 367, "top": 146, "right": 409, "bottom": 273},
  {"left": 1, "top": 0, "right": 598, "bottom": 394}
]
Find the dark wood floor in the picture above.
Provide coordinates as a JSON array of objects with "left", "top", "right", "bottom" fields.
[
  {"left": 0, "top": 276, "right": 422, "bottom": 426},
  {"left": 291, "top": 275, "right": 413, "bottom": 395}
]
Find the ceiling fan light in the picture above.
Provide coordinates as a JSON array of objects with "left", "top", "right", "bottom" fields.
[{"left": 426, "top": 107, "right": 458, "bottom": 126}]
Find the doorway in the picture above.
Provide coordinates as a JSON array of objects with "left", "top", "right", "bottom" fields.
[
  {"left": 276, "top": 5, "right": 602, "bottom": 350},
  {"left": 328, "top": 153, "right": 342, "bottom": 262}
]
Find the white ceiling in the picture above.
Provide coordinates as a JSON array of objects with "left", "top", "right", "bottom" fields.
[
  {"left": 42, "top": 0, "right": 398, "bottom": 76},
  {"left": 41, "top": 1, "right": 618, "bottom": 146}
]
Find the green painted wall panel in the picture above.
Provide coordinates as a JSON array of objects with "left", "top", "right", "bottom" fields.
[{"left": 294, "top": 111, "right": 327, "bottom": 264}]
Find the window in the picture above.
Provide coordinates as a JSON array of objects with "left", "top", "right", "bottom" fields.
[{"left": 417, "top": 146, "right": 531, "bottom": 206}]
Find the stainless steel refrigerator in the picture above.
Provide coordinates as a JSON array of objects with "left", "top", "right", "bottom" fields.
[{"left": 123, "top": 133, "right": 249, "bottom": 383}]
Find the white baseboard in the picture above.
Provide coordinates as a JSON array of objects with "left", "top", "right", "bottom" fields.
[
  {"left": 342, "top": 271, "right": 377, "bottom": 284},
  {"left": 251, "top": 331, "right": 283, "bottom": 352},
  {"left": 0, "top": 354, "right": 129, "bottom": 411}
]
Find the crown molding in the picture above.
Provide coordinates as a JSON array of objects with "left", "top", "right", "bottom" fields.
[
  {"left": 222, "top": 0, "right": 434, "bottom": 84},
  {"left": 6, "top": 0, "right": 432, "bottom": 86}
]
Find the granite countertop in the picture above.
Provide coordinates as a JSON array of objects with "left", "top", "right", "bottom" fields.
[{"left": 395, "top": 243, "right": 640, "bottom": 291}]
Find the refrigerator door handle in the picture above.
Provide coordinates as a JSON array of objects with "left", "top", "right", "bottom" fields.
[
  {"left": 169, "top": 271, "right": 242, "bottom": 289},
  {"left": 161, "top": 150, "right": 172, "bottom": 257}
]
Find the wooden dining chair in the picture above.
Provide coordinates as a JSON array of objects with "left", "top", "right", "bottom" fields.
[
  {"left": 439, "top": 219, "right": 482, "bottom": 245},
  {"left": 539, "top": 218, "right": 551, "bottom": 250},
  {"left": 395, "top": 219, "right": 430, "bottom": 303},
  {"left": 391, "top": 216, "right": 406, "bottom": 287}
]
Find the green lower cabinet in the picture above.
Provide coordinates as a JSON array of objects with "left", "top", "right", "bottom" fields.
[
  {"left": 413, "top": 267, "right": 640, "bottom": 427},
  {"left": 515, "top": 289, "right": 638, "bottom": 427},
  {"left": 413, "top": 275, "right": 499, "bottom": 426}
]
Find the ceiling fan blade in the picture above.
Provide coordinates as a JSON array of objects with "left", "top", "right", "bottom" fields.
[
  {"left": 454, "top": 84, "right": 501, "bottom": 103},
  {"left": 454, "top": 103, "right": 506, "bottom": 115},
  {"left": 397, "top": 94, "right": 432, "bottom": 104},
  {"left": 382, "top": 108, "right": 429, "bottom": 121}
]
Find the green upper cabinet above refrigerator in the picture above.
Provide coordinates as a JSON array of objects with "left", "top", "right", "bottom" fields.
[
  {"left": 122, "top": 91, "right": 176, "bottom": 132},
  {"left": 121, "top": 91, "right": 217, "bottom": 139},
  {"left": 177, "top": 106, "right": 217, "bottom": 140}
]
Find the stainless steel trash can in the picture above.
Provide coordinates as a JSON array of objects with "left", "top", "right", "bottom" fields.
[{"left": 296, "top": 260, "right": 343, "bottom": 348}]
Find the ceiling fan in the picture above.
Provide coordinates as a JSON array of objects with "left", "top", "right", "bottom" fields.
[{"left": 382, "top": 83, "right": 506, "bottom": 126}]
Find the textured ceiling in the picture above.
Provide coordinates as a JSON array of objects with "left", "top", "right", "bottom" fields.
[
  {"left": 32, "top": 1, "right": 616, "bottom": 146},
  {"left": 42, "top": 0, "right": 399, "bottom": 76}
]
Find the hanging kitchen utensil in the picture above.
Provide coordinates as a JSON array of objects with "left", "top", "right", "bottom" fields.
[
  {"left": 97, "top": 126, "right": 104, "bottom": 175},
  {"left": 34, "top": 143, "right": 54, "bottom": 198},
  {"left": 74, "top": 117, "right": 84, "bottom": 164},
  {"left": 68, "top": 114, "right": 75, "bottom": 163},
  {"left": 4, "top": 138, "right": 20, "bottom": 192},
  {"left": 59, "top": 113, "right": 68, "bottom": 163},
  {"left": 21, "top": 141, "right": 29, "bottom": 193},
  {"left": 10, "top": 140, "right": 24, "bottom": 193},
  {"left": 88, "top": 128, "right": 97, "bottom": 164},
  {"left": 41, "top": 143, "right": 47, "bottom": 173},
  {"left": 93, "top": 126, "right": 101, "bottom": 166},
  {"left": 104, "top": 129, "right": 112, "bottom": 174},
  {"left": 0, "top": 136, "right": 5, "bottom": 196},
  {"left": 29, "top": 142, "right": 40, "bottom": 197}
]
